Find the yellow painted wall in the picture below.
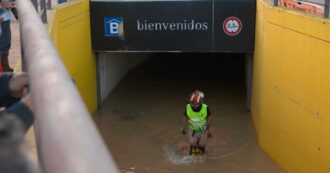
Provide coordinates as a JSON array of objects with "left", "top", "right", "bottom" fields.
[
  {"left": 48, "top": 0, "right": 97, "bottom": 113},
  {"left": 253, "top": 0, "right": 330, "bottom": 172}
]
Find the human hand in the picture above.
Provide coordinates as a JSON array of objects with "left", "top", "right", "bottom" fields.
[
  {"left": 180, "top": 127, "right": 187, "bottom": 135},
  {"left": 9, "top": 73, "right": 29, "bottom": 98}
]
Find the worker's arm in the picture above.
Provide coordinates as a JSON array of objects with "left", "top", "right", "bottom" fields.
[
  {"left": 180, "top": 110, "right": 189, "bottom": 134},
  {"left": 206, "top": 116, "right": 213, "bottom": 131},
  {"left": 182, "top": 115, "right": 188, "bottom": 128},
  {"left": 205, "top": 106, "right": 213, "bottom": 131},
  {"left": 206, "top": 107, "right": 213, "bottom": 139}
]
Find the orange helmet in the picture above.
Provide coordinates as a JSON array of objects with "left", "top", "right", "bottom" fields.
[{"left": 189, "top": 90, "right": 204, "bottom": 108}]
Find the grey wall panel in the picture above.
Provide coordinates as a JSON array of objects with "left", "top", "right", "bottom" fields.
[{"left": 98, "top": 53, "right": 151, "bottom": 102}]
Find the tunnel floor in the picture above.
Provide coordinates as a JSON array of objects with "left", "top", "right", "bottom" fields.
[{"left": 95, "top": 53, "right": 284, "bottom": 173}]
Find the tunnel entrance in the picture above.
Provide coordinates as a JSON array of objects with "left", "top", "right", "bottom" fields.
[
  {"left": 95, "top": 53, "right": 284, "bottom": 173},
  {"left": 138, "top": 53, "right": 246, "bottom": 95},
  {"left": 96, "top": 53, "right": 252, "bottom": 109}
]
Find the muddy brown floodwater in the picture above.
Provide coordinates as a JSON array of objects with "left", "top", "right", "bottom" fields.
[{"left": 95, "top": 53, "right": 285, "bottom": 173}]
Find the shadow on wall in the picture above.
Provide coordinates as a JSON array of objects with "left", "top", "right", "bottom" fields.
[{"left": 98, "top": 53, "right": 153, "bottom": 103}]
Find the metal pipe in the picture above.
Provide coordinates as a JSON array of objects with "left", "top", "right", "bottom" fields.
[
  {"left": 16, "top": 0, "right": 119, "bottom": 173},
  {"left": 47, "top": 0, "right": 52, "bottom": 10},
  {"left": 40, "top": 0, "right": 48, "bottom": 23},
  {"left": 31, "top": 0, "right": 38, "bottom": 11},
  {"left": 325, "top": 0, "right": 330, "bottom": 18}
]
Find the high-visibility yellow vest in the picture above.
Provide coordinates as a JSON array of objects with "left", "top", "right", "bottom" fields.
[{"left": 186, "top": 104, "right": 207, "bottom": 131}]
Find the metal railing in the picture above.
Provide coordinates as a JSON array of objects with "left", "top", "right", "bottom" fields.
[
  {"left": 16, "top": 0, "right": 119, "bottom": 172},
  {"left": 30, "top": 0, "right": 69, "bottom": 23},
  {"left": 274, "top": 0, "right": 330, "bottom": 18}
]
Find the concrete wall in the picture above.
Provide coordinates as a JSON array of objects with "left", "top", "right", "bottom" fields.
[
  {"left": 49, "top": 0, "right": 97, "bottom": 113},
  {"left": 252, "top": 0, "right": 330, "bottom": 172},
  {"left": 98, "top": 53, "right": 151, "bottom": 102}
]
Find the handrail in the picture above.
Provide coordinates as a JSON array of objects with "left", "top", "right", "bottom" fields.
[
  {"left": 30, "top": 0, "right": 70, "bottom": 23},
  {"left": 16, "top": 0, "right": 119, "bottom": 173},
  {"left": 31, "top": 0, "right": 48, "bottom": 23}
]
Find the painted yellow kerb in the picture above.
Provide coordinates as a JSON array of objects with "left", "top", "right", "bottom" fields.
[
  {"left": 48, "top": 0, "right": 97, "bottom": 113},
  {"left": 253, "top": 0, "right": 330, "bottom": 172}
]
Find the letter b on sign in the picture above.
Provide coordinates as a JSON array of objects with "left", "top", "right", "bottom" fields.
[
  {"left": 110, "top": 23, "right": 119, "bottom": 34},
  {"left": 105, "top": 17, "right": 124, "bottom": 37}
]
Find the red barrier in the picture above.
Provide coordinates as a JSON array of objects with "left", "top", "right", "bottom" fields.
[{"left": 279, "top": 0, "right": 324, "bottom": 16}]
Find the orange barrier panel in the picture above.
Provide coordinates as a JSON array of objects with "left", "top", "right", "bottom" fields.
[{"left": 279, "top": 0, "right": 324, "bottom": 16}]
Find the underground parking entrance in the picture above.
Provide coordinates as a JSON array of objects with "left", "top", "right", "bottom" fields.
[
  {"left": 94, "top": 53, "right": 285, "bottom": 173},
  {"left": 89, "top": 0, "right": 284, "bottom": 171}
]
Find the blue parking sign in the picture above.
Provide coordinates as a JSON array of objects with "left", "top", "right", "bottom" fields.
[{"left": 104, "top": 17, "right": 124, "bottom": 37}]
